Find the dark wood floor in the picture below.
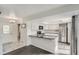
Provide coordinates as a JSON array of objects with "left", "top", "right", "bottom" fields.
[{"left": 4, "top": 45, "right": 52, "bottom": 55}]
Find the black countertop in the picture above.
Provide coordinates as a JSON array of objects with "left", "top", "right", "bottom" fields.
[{"left": 29, "top": 35, "right": 58, "bottom": 40}]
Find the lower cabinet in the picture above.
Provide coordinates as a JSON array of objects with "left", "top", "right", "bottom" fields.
[{"left": 31, "top": 37, "right": 58, "bottom": 53}]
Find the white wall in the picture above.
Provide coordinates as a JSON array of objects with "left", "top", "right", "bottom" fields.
[
  {"left": 26, "top": 21, "right": 32, "bottom": 45},
  {"left": 0, "top": 17, "right": 27, "bottom": 54},
  {"left": 0, "top": 20, "right": 3, "bottom": 54}
]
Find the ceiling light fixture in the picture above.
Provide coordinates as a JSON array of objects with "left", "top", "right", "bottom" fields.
[{"left": 9, "top": 19, "right": 16, "bottom": 23}]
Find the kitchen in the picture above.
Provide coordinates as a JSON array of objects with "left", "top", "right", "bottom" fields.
[
  {"left": 0, "top": 4, "right": 78, "bottom": 55},
  {"left": 27, "top": 15, "right": 72, "bottom": 55}
]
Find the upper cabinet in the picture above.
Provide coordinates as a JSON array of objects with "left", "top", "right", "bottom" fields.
[
  {"left": 44, "top": 24, "right": 59, "bottom": 30},
  {"left": 31, "top": 22, "right": 59, "bottom": 31}
]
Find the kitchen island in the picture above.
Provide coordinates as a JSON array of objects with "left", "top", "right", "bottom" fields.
[{"left": 29, "top": 35, "right": 59, "bottom": 54}]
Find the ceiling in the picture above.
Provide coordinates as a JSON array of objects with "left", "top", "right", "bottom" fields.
[{"left": 0, "top": 4, "right": 65, "bottom": 18}]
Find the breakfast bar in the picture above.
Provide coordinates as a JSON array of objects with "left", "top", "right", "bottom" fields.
[{"left": 29, "top": 35, "right": 58, "bottom": 54}]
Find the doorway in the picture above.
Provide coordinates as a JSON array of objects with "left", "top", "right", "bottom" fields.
[{"left": 57, "top": 22, "right": 71, "bottom": 55}]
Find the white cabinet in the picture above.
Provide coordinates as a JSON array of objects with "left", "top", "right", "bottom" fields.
[
  {"left": 31, "top": 36, "right": 58, "bottom": 54},
  {"left": 48, "top": 24, "right": 59, "bottom": 30}
]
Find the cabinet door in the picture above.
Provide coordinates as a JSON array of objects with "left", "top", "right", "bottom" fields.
[{"left": 48, "top": 24, "right": 59, "bottom": 30}]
